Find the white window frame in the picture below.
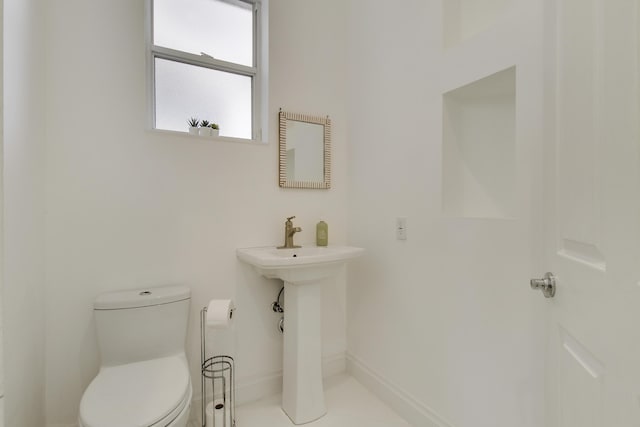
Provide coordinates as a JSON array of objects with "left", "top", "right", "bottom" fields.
[{"left": 146, "top": 0, "right": 268, "bottom": 142}]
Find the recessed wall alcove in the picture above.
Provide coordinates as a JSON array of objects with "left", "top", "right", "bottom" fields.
[
  {"left": 443, "top": 0, "right": 513, "bottom": 48},
  {"left": 442, "top": 66, "right": 516, "bottom": 219}
]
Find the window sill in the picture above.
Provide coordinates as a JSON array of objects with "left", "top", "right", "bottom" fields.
[{"left": 147, "top": 128, "right": 268, "bottom": 145}]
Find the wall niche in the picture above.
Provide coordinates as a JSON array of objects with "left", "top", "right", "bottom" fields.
[
  {"left": 443, "top": 0, "right": 512, "bottom": 48},
  {"left": 442, "top": 66, "right": 516, "bottom": 219}
]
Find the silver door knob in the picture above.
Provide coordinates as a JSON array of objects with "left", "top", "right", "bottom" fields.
[{"left": 530, "top": 272, "right": 556, "bottom": 298}]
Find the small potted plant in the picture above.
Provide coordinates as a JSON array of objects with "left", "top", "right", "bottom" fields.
[
  {"left": 199, "top": 119, "right": 212, "bottom": 136},
  {"left": 209, "top": 122, "right": 220, "bottom": 137},
  {"left": 187, "top": 117, "right": 199, "bottom": 135}
]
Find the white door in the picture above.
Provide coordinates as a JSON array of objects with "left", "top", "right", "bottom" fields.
[{"left": 542, "top": 1, "right": 640, "bottom": 426}]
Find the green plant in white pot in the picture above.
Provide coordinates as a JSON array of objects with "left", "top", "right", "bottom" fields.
[
  {"left": 187, "top": 117, "right": 200, "bottom": 135},
  {"left": 209, "top": 122, "right": 219, "bottom": 137},
  {"left": 199, "top": 119, "right": 212, "bottom": 136}
]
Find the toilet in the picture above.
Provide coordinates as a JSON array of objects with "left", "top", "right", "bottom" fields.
[{"left": 79, "top": 285, "right": 192, "bottom": 427}]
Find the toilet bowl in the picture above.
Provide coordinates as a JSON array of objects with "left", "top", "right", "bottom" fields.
[
  {"left": 79, "top": 355, "right": 192, "bottom": 427},
  {"left": 78, "top": 285, "right": 192, "bottom": 427}
]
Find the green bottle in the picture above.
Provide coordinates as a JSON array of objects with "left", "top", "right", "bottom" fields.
[{"left": 316, "top": 220, "right": 328, "bottom": 246}]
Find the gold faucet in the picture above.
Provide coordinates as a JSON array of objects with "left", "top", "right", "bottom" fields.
[{"left": 278, "top": 216, "right": 302, "bottom": 249}]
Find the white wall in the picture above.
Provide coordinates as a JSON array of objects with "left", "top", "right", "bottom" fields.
[
  {"left": 7, "top": 1, "right": 553, "bottom": 426},
  {"left": 43, "top": 0, "right": 347, "bottom": 425},
  {"left": 3, "top": 0, "right": 47, "bottom": 426},
  {"left": 346, "top": 1, "right": 546, "bottom": 426},
  {"left": 0, "top": 1, "right": 4, "bottom": 424}
]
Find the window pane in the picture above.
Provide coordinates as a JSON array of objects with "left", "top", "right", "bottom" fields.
[
  {"left": 155, "top": 58, "right": 252, "bottom": 139},
  {"left": 154, "top": 0, "right": 253, "bottom": 67}
]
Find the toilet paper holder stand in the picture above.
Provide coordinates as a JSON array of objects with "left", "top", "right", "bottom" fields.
[{"left": 200, "top": 306, "right": 236, "bottom": 427}]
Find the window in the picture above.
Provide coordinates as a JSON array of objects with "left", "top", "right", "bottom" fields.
[{"left": 148, "top": 0, "right": 266, "bottom": 141}]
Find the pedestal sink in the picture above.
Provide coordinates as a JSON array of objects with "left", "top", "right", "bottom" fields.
[{"left": 236, "top": 245, "right": 364, "bottom": 424}]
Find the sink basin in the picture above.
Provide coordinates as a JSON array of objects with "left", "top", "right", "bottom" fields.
[
  {"left": 236, "top": 245, "right": 364, "bottom": 283},
  {"left": 237, "top": 244, "right": 364, "bottom": 424}
]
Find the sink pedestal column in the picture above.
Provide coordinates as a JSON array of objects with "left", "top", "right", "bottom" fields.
[
  {"left": 282, "top": 280, "right": 326, "bottom": 424},
  {"left": 236, "top": 246, "right": 364, "bottom": 424}
]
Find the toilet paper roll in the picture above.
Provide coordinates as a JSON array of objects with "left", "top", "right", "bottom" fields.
[
  {"left": 206, "top": 400, "right": 232, "bottom": 427},
  {"left": 206, "top": 323, "right": 236, "bottom": 358},
  {"left": 206, "top": 299, "right": 235, "bottom": 329}
]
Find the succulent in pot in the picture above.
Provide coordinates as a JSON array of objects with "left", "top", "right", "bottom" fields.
[
  {"left": 187, "top": 117, "right": 200, "bottom": 135},
  {"left": 209, "top": 122, "right": 220, "bottom": 137},
  {"left": 199, "top": 120, "right": 212, "bottom": 136}
]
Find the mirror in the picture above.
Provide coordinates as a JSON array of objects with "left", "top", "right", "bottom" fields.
[{"left": 279, "top": 110, "right": 331, "bottom": 189}]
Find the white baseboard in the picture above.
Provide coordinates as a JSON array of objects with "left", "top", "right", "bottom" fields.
[
  {"left": 346, "top": 353, "right": 454, "bottom": 427},
  {"left": 321, "top": 351, "right": 348, "bottom": 378},
  {"left": 235, "top": 351, "right": 345, "bottom": 405},
  {"left": 189, "top": 352, "right": 347, "bottom": 425},
  {"left": 53, "top": 352, "right": 453, "bottom": 427}
]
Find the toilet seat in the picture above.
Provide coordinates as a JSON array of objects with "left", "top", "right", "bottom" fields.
[{"left": 79, "top": 355, "right": 191, "bottom": 427}]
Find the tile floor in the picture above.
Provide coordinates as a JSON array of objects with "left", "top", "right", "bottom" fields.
[{"left": 189, "top": 374, "right": 411, "bottom": 427}]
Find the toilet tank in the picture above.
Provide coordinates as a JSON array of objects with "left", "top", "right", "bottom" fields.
[{"left": 94, "top": 285, "right": 191, "bottom": 367}]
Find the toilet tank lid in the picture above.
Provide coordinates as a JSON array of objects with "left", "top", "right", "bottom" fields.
[{"left": 94, "top": 285, "right": 191, "bottom": 310}]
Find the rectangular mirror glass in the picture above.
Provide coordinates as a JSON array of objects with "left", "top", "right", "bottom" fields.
[{"left": 279, "top": 110, "right": 331, "bottom": 189}]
